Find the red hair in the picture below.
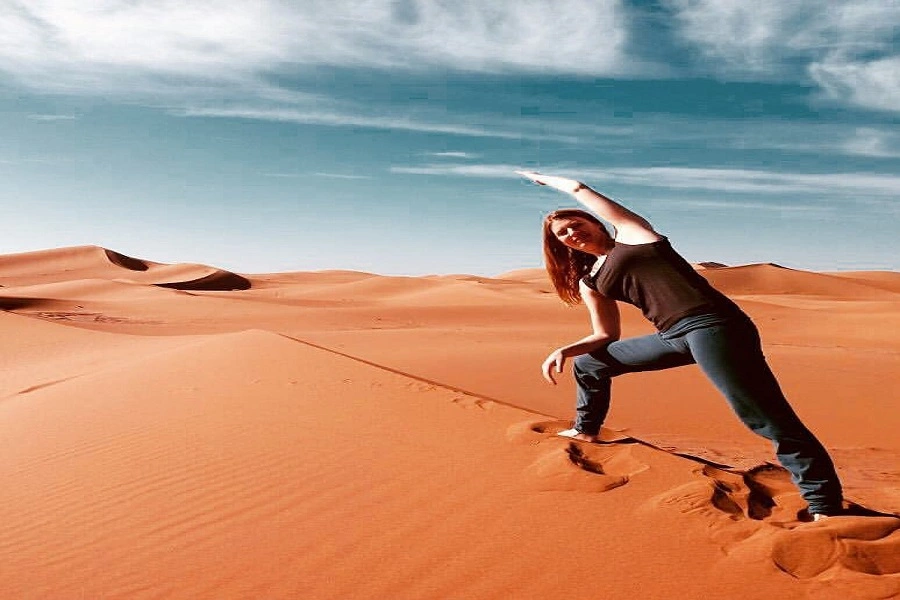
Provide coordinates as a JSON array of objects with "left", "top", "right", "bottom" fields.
[{"left": 542, "top": 209, "right": 610, "bottom": 305}]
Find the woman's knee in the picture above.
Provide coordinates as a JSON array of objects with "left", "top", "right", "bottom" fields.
[
  {"left": 738, "top": 412, "right": 811, "bottom": 443},
  {"left": 573, "top": 353, "right": 615, "bottom": 379}
]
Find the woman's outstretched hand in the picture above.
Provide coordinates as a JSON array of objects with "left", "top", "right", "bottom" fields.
[
  {"left": 516, "top": 171, "right": 582, "bottom": 194},
  {"left": 541, "top": 348, "right": 566, "bottom": 385}
]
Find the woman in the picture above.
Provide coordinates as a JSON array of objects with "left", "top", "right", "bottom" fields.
[{"left": 518, "top": 170, "right": 843, "bottom": 521}]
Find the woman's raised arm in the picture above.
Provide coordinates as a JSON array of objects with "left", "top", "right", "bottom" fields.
[{"left": 518, "top": 171, "right": 660, "bottom": 244}]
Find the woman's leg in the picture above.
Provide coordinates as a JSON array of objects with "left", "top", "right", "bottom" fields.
[
  {"left": 572, "top": 334, "right": 694, "bottom": 436},
  {"left": 683, "top": 318, "right": 844, "bottom": 516}
]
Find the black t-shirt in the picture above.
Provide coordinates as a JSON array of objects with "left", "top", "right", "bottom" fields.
[{"left": 582, "top": 237, "right": 742, "bottom": 332}]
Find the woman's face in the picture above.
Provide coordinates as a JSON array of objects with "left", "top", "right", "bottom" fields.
[{"left": 550, "top": 216, "right": 610, "bottom": 255}]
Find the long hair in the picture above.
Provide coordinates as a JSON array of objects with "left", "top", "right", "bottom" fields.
[{"left": 542, "top": 209, "right": 609, "bottom": 305}]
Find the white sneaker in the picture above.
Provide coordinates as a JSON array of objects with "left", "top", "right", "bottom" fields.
[{"left": 557, "top": 428, "right": 598, "bottom": 442}]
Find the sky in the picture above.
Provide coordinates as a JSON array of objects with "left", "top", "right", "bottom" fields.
[{"left": 1, "top": 0, "right": 898, "bottom": 276}]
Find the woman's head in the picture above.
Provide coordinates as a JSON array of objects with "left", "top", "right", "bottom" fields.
[{"left": 543, "top": 209, "right": 612, "bottom": 305}]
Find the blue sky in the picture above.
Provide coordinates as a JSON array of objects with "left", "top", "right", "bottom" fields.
[{"left": 1, "top": 0, "right": 898, "bottom": 275}]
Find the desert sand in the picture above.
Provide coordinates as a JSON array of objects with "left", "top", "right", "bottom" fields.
[{"left": 0, "top": 245, "right": 897, "bottom": 599}]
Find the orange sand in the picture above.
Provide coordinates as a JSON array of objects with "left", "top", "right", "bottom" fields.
[{"left": 0, "top": 245, "right": 897, "bottom": 599}]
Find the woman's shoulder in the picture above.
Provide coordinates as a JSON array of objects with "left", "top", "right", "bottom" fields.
[
  {"left": 613, "top": 233, "right": 668, "bottom": 248},
  {"left": 612, "top": 220, "right": 665, "bottom": 246}
]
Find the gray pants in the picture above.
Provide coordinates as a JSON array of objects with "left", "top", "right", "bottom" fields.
[{"left": 572, "top": 312, "right": 843, "bottom": 516}]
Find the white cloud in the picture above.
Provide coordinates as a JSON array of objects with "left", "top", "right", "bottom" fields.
[
  {"left": 663, "top": 1, "right": 790, "bottom": 75},
  {"left": 677, "top": 119, "right": 900, "bottom": 159},
  {"left": 581, "top": 166, "right": 900, "bottom": 197},
  {"left": 312, "top": 172, "right": 371, "bottom": 180},
  {"left": 665, "top": 0, "right": 900, "bottom": 76},
  {"left": 810, "top": 56, "right": 900, "bottom": 113},
  {"left": 177, "top": 106, "right": 587, "bottom": 142},
  {"left": 0, "top": 0, "right": 631, "bottom": 95},
  {"left": 392, "top": 163, "right": 900, "bottom": 198},
  {"left": 839, "top": 128, "right": 900, "bottom": 159},
  {"left": 26, "top": 113, "right": 78, "bottom": 120},
  {"left": 3, "top": 0, "right": 899, "bottom": 119},
  {"left": 670, "top": 199, "right": 834, "bottom": 214},
  {"left": 590, "top": 167, "right": 900, "bottom": 196},
  {"left": 260, "top": 171, "right": 369, "bottom": 179},
  {"left": 665, "top": 0, "right": 900, "bottom": 112},
  {"left": 392, "top": 164, "right": 518, "bottom": 178},
  {"left": 259, "top": 172, "right": 303, "bottom": 178},
  {"left": 428, "top": 152, "right": 479, "bottom": 159},
  {"left": 0, "top": 1, "right": 286, "bottom": 91}
]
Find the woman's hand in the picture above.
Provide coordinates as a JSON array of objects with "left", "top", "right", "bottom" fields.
[
  {"left": 516, "top": 171, "right": 582, "bottom": 194},
  {"left": 541, "top": 348, "right": 567, "bottom": 385}
]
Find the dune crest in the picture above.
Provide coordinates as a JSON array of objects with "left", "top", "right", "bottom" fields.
[
  {"left": 693, "top": 261, "right": 729, "bottom": 269},
  {"left": 104, "top": 248, "right": 151, "bottom": 271}
]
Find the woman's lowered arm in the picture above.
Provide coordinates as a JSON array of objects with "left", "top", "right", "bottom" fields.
[{"left": 541, "top": 282, "right": 621, "bottom": 384}]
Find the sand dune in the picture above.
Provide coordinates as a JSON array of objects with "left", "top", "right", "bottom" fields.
[
  {"left": 0, "top": 245, "right": 898, "bottom": 599},
  {"left": 0, "top": 246, "right": 157, "bottom": 285},
  {"left": 496, "top": 266, "right": 551, "bottom": 285},
  {"left": 0, "top": 245, "right": 248, "bottom": 291},
  {"left": 701, "top": 263, "right": 899, "bottom": 300},
  {"left": 826, "top": 270, "right": 900, "bottom": 294}
]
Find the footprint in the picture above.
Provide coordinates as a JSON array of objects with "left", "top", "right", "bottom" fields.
[
  {"left": 841, "top": 527, "right": 900, "bottom": 576},
  {"left": 521, "top": 442, "right": 649, "bottom": 493},
  {"left": 772, "top": 517, "right": 900, "bottom": 578},
  {"left": 647, "top": 463, "right": 825, "bottom": 555},
  {"left": 405, "top": 381, "right": 436, "bottom": 392},
  {"left": 451, "top": 395, "right": 494, "bottom": 411},
  {"left": 764, "top": 516, "right": 900, "bottom": 600},
  {"left": 653, "top": 462, "right": 900, "bottom": 597},
  {"left": 507, "top": 420, "right": 648, "bottom": 492},
  {"left": 506, "top": 419, "right": 633, "bottom": 446},
  {"left": 647, "top": 463, "right": 800, "bottom": 525},
  {"left": 702, "top": 464, "right": 801, "bottom": 522},
  {"left": 769, "top": 526, "right": 844, "bottom": 578}
]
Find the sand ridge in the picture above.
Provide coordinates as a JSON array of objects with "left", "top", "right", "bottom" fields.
[{"left": 0, "top": 245, "right": 897, "bottom": 599}]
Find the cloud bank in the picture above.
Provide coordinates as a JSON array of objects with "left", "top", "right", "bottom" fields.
[
  {"left": 0, "top": 0, "right": 629, "bottom": 91},
  {"left": 665, "top": 0, "right": 900, "bottom": 111},
  {"left": 1, "top": 0, "right": 898, "bottom": 113}
]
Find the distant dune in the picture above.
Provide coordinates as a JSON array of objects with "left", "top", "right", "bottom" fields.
[
  {"left": 0, "top": 245, "right": 249, "bottom": 291},
  {"left": 0, "top": 246, "right": 897, "bottom": 599},
  {"left": 699, "top": 263, "right": 899, "bottom": 299}
]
